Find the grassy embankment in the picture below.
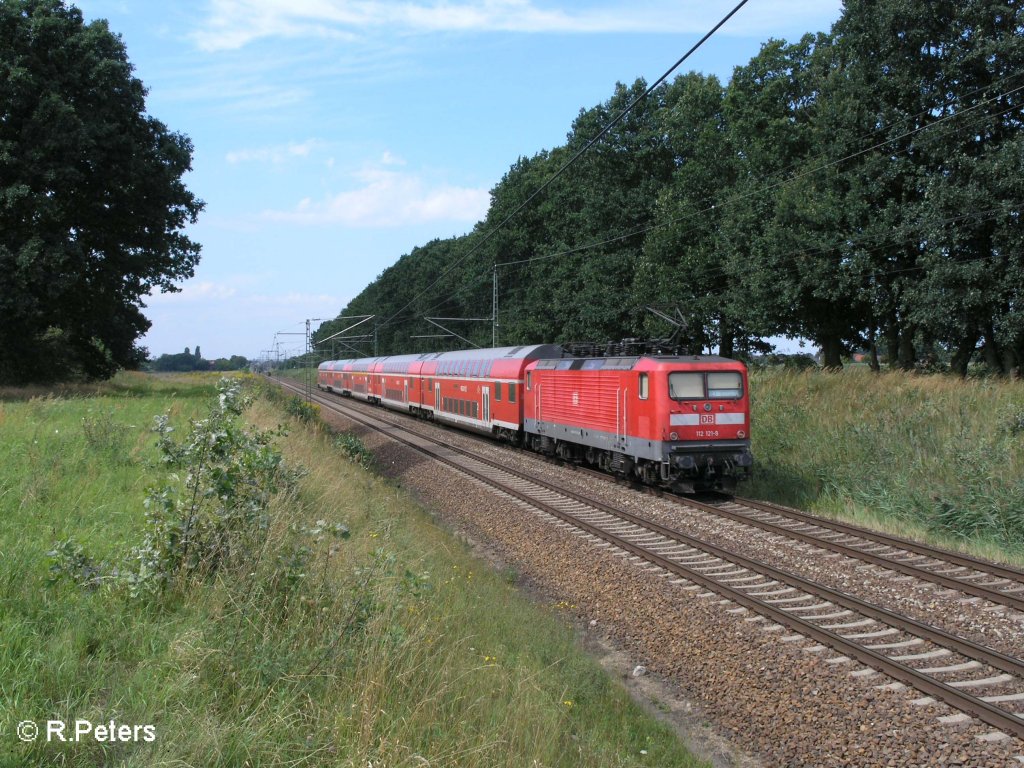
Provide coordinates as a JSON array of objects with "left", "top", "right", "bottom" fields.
[
  {"left": 0, "top": 372, "right": 702, "bottom": 768},
  {"left": 747, "top": 367, "right": 1024, "bottom": 565}
]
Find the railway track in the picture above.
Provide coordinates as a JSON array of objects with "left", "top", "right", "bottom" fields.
[
  {"left": 286, "top": 381, "right": 1024, "bottom": 620},
  {"left": 276, "top": 380, "right": 1024, "bottom": 744},
  {"left": 539, "top": 452, "right": 1024, "bottom": 615},
  {"left": 674, "top": 494, "right": 1024, "bottom": 614}
]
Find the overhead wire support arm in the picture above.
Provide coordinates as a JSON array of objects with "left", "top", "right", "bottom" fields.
[
  {"left": 423, "top": 317, "right": 484, "bottom": 348},
  {"left": 316, "top": 314, "right": 376, "bottom": 344}
]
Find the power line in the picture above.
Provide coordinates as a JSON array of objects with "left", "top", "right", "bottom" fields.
[
  {"left": 397, "top": 82, "right": 1024, "bottom": 331},
  {"left": 494, "top": 83, "right": 1024, "bottom": 273},
  {"left": 376, "top": 0, "right": 752, "bottom": 332}
]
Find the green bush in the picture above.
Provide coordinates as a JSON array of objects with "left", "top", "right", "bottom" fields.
[{"left": 50, "top": 379, "right": 306, "bottom": 596}]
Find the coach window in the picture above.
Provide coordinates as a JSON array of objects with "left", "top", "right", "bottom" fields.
[
  {"left": 494, "top": 382, "right": 502, "bottom": 401},
  {"left": 508, "top": 383, "right": 516, "bottom": 403},
  {"left": 668, "top": 372, "right": 704, "bottom": 400},
  {"left": 638, "top": 372, "right": 649, "bottom": 400}
]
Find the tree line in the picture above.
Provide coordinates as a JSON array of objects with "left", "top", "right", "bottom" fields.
[
  {"left": 149, "top": 347, "right": 250, "bottom": 373},
  {"left": 318, "top": 0, "right": 1023, "bottom": 375}
]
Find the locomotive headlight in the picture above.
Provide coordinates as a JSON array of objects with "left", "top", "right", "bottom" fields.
[
  {"left": 703, "top": 403, "right": 712, "bottom": 412},
  {"left": 737, "top": 430, "right": 746, "bottom": 438},
  {"left": 670, "top": 431, "right": 678, "bottom": 441}
]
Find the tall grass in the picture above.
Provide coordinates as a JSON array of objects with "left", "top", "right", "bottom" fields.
[
  {"left": 1, "top": 377, "right": 703, "bottom": 767},
  {"left": 747, "top": 368, "right": 1024, "bottom": 562}
]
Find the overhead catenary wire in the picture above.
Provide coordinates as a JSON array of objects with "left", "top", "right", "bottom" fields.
[
  {"left": 376, "top": 0, "right": 753, "bottom": 333},
  {"left": 335, "top": 23, "right": 1022, "bottom": 353},
  {"left": 399, "top": 80, "right": 1024, "bottom": 330},
  {"left": 400, "top": 70, "right": 1024, "bottom": 328},
  {"left": 495, "top": 82, "right": 1024, "bottom": 272}
]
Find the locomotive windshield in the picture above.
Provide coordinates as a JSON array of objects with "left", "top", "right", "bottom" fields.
[
  {"left": 707, "top": 371, "right": 743, "bottom": 398},
  {"left": 669, "top": 371, "right": 743, "bottom": 400},
  {"left": 668, "top": 372, "right": 704, "bottom": 399}
]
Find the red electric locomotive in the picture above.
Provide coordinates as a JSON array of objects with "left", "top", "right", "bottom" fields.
[
  {"left": 317, "top": 342, "right": 753, "bottom": 493},
  {"left": 522, "top": 353, "right": 752, "bottom": 493}
]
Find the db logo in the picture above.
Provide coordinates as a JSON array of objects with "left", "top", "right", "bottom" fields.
[{"left": 700, "top": 414, "right": 714, "bottom": 425}]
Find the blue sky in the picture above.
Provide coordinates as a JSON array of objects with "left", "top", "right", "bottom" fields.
[{"left": 73, "top": 0, "right": 843, "bottom": 360}]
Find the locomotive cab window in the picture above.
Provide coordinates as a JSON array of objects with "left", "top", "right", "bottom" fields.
[
  {"left": 707, "top": 371, "right": 743, "bottom": 399},
  {"left": 638, "top": 373, "right": 649, "bottom": 400},
  {"left": 668, "top": 372, "right": 704, "bottom": 399}
]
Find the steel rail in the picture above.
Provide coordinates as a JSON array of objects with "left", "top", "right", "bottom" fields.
[
  {"left": 565, "top": 459, "right": 1024, "bottom": 612},
  {"left": 669, "top": 495, "right": 1024, "bottom": 613},
  {"left": 730, "top": 494, "right": 1024, "bottom": 584}
]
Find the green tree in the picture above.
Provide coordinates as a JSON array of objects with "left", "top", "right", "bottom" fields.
[
  {"left": 828, "top": 0, "right": 1024, "bottom": 375},
  {"left": 0, "top": 0, "right": 203, "bottom": 383},
  {"left": 636, "top": 72, "right": 769, "bottom": 357}
]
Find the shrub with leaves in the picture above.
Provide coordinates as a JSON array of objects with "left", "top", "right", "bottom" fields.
[
  {"left": 284, "top": 395, "right": 319, "bottom": 423},
  {"left": 81, "top": 408, "right": 132, "bottom": 460},
  {"left": 333, "top": 431, "right": 375, "bottom": 469},
  {"left": 50, "top": 379, "right": 306, "bottom": 597}
]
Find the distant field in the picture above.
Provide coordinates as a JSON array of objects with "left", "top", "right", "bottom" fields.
[
  {"left": 0, "top": 373, "right": 703, "bottom": 768},
  {"left": 747, "top": 367, "right": 1024, "bottom": 565}
]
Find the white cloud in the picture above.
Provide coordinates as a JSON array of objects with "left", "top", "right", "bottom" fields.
[
  {"left": 226, "top": 139, "right": 324, "bottom": 165},
  {"left": 194, "top": 0, "right": 843, "bottom": 51},
  {"left": 244, "top": 292, "right": 341, "bottom": 307},
  {"left": 264, "top": 166, "right": 490, "bottom": 227},
  {"left": 147, "top": 280, "right": 238, "bottom": 303}
]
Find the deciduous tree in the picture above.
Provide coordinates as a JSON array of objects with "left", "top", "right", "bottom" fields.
[{"left": 0, "top": 0, "right": 203, "bottom": 382}]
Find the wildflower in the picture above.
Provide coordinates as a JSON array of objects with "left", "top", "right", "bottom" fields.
[{"left": 562, "top": 700, "right": 573, "bottom": 708}]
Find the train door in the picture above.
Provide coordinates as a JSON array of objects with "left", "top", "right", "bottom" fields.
[
  {"left": 404, "top": 379, "right": 409, "bottom": 403},
  {"left": 482, "top": 388, "right": 490, "bottom": 424},
  {"left": 434, "top": 382, "right": 441, "bottom": 412},
  {"left": 535, "top": 381, "right": 543, "bottom": 431},
  {"left": 615, "top": 387, "right": 628, "bottom": 449}
]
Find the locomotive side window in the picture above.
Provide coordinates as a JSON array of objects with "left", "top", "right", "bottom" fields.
[
  {"left": 707, "top": 371, "right": 743, "bottom": 399},
  {"left": 669, "top": 372, "right": 704, "bottom": 399},
  {"left": 638, "top": 373, "right": 649, "bottom": 400}
]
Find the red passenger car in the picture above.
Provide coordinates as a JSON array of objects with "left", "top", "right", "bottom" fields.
[{"left": 319, "top": 345, "right": 562, "bottom": 437}]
